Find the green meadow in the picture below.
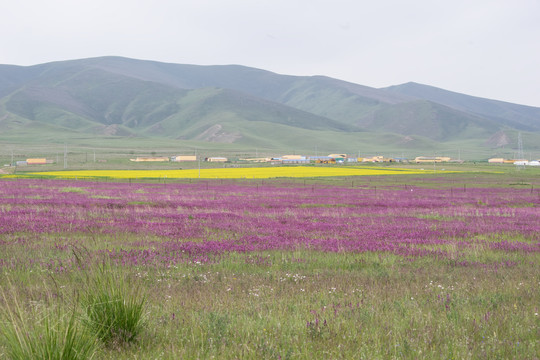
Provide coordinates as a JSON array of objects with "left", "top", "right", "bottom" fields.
[{"left": 0, "top": 166, "right": 538, "bottom": 359}]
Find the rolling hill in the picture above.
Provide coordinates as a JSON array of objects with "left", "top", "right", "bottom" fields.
[
  {"left": 383, "top": 82, "right": 540, "bottom": 132},
  {"left": 0, "top": 56, "right": 539, "bottom": 158}
]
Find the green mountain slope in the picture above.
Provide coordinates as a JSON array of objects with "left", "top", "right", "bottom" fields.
[
  {"left": 63, "top": 57, "right": 412, "bottom": 125},
  {"left": 383, "top": 82, "right": 540, "bottom": 131},
  {"left": 358, "top": 100, "right": 500, "bottom": 141},
  {"left": 0, "top": 56, "right": 539, "bottom": 157},
  {"left": 1, "top": 65, "right": 358, "bottom": 145},
  {"left": 136, "top": 87, "right": 360, "bottom": 140}
]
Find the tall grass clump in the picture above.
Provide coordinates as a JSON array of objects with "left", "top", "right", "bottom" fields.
[
  {"left": 0, "top": 282, "right": 98, "bottom": 360},
  {"left": 80, "top": 260, "right": 146, "bottom": 347}
]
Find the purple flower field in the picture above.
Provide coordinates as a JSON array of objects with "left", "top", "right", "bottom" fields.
[
  {"left": 1, "top": 177, "right": 539, "bottom": 359},
  {"left": 0, "top": 179, "right": 538, "bottom": 268}
]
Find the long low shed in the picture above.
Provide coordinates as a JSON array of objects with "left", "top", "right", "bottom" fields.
[
  {"left": 173, "top": 155, "right": 197, "bottom": 161},
  {"left": 26, "top": 158, "right": 47, "bottom": 165},
  {"left": 130, "top": 157, "right": 170, "bottom": 162},
  {"left": 206, "top": 157, "right": 228, "bottom": 162}
]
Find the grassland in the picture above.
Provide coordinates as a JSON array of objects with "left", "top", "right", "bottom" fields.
[{"left": 0, "top": 167, "right": 538, "bottom": 359}]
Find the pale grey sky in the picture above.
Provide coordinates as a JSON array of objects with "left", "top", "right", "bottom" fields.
[{"left": 2, "top": 0, "right": 540, "bottom": 107}]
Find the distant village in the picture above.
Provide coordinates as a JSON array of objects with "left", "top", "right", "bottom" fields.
[
  {"left": 10, "top": 154, "right": 540, "bottom": 167},
  {"left": 129, "top": 154, "right": 458, "bottom": 164}
]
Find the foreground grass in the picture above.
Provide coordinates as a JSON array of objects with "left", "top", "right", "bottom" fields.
[
  {"left": 0, "top": 172, "right": 538, "bottom": 359},
  {"left": 0, "top": 278, "right": 99, "bottom": 359},
  {"left": 1, "top": 249, "right": 538, "bottom": 359},
  {"left": 80, "top": 260, "right": 146, "bottom": 347}
]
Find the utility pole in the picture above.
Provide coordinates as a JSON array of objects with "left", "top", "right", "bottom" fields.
[
  {"left": 516, "top": 132, "right": 526, "bottom": 170},
  {"left": 63, "top": 144, "right": 67, "bottom": 169},
  {"left": 517, "top": 132, "right": 524, "bottom": 160}
]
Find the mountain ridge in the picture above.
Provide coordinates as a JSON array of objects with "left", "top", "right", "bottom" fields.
[
  {"left": 383, "top": 82, "right": 540, "bottom": 131},
  {"left": 0, "top": 56, "right": 539, "bottom": 157}
]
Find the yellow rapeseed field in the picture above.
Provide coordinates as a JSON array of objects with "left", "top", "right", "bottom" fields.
[{"left": 23, "top": 166, "right": 430, "bottom": 179}]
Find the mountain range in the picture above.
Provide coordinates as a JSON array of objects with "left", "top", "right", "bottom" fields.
[{"left": 1, "top": 56, "right": 539, "bottom": 158}]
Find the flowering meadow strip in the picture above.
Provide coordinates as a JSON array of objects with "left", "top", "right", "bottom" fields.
[
  {"left": 1, "top": 178, "right": 539, "bottom": 358},
  {"left": 17, "top": 165, "right": 431, "bottom": 179},
  {"left": 0, "top": 179, "right": 538, "bottom": 269}
]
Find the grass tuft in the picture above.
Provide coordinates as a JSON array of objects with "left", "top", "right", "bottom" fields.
[
  {"left": 80, "top": 260, "right": 146, "bottom": 347},
  {"left": 0, "top": 281, "right": 98, "bottom": 360}
]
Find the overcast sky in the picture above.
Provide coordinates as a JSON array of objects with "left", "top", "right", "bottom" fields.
[{"left": 2, "top": 0, "right": 539, "bottom": 107}]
